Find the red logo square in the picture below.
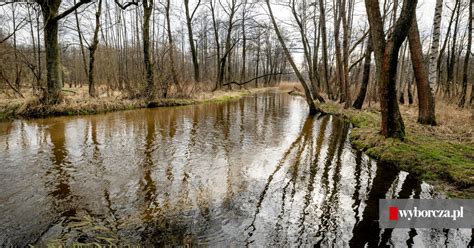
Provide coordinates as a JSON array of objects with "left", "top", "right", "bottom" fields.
[{"left": 389, "top": 206, "right": 398, "bottom": 221}]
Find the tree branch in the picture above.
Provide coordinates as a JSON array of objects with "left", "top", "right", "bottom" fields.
[
  {"left": 54, "top": 0, "right": 93, "bottom": 21},
  {"left": 0, "top": 18, "right": 27, "bottom": 44},
  {"left": 114, "top": 0, "right": 139, "bottom": 10},
  {"left": 190, "top": 0, "right": 201, "bottom": 20}
]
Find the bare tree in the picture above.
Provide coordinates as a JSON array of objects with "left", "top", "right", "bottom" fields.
[
  {"left": 365, "top": 0, "right": 418, "bottom": 138},
  {"left": 35, "top": 0, "right": 93, "bottom": 104},
  {"left": 458, "top": 0, "right": 472, "bottom": 107},
  {"left": 265, "top": 0, "right": 321, "bottom": 114},
  {"left": 164, "top": 0, "right": 178, "bottom": 97},
  {"left": 428, "top": 0, "right": 443, "bottom": 92},
  {"left": 318, "top": 0, "right": 333, "bottom": 99},
  {"left": 352, "top": 36, "right": 372, "bottom": 109},
  {"left": 88, "top": 0, "right": 102, "bottom": 97},
  {"left": 143, "top": 0, "right": 154, "bottom": 99},
  {"left": 408, "top": 14, "right": 436, "bottom": 125},
  {"left": 184, "top": 0, "right": 201, "bottom": 83}
]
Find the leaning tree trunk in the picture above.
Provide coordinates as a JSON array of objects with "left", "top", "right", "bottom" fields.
[
  {"left": 379, "top": 43, "right": 406, "bottom": 138},
  {"left": 88, "top": 0, "right": 102, "bottom": 98},
  {"left": 365, "top": 0, "right": 417, "bottom": 138},
  {"left": 266, "top": 0, "right": 320, "bottom": 114},
  {"left": 408, "top": 14, "right": 436, "bottom": 125},
  {"left": 353, "top": 36, "right": 372, "bottom": 109},
  {"left": 458, "top": 0, "right": 472, "bottom": 107}
]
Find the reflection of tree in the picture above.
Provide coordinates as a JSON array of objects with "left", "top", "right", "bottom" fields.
[
  {"left": 0, "top": 121, "right": 14, "bottom": 151},
  {"left": 246, "top": 114, "right": 318, "bottom": 243},
  {"left": 379, "top": 173, "right": 421, "bottom": 247},
  {"left": 295, "top": 115, "right": 329, "bottom": 244},
  {"left": 139, "top": 113, "right": 158, "bottom": 221},
  {"left": 314, "top": 117, "right": 349, "bottom": 246},
  {"left": 351, "top": 151, "right": 364, "bottom": 225},
  {"left": 348, "top": 164, "right": 399, "bottom": 247},
  {"left": 47, "top": 121, "right": 75, "bottom": 217},
  {"left": 177, "top": 110, "right": 199, "bottom": 210}
]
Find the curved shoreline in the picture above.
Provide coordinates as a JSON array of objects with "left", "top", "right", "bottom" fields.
[{"left": 316, "top": 101, "right": 474, "bottom": 199}]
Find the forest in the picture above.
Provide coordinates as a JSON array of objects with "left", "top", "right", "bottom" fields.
[
  {"left": 0, "top": 0, "right": 472, "bottom": 131},
  {"left": 0, "top": 0, "right": 473, "bottom": 246}
]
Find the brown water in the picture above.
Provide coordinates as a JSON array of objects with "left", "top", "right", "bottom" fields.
[{"left": 0, "top": 92, "right": 472, "bottom": 247}]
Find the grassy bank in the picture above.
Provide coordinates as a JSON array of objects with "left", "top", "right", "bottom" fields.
[
  {"left": 315, "top": 100, "right": 474, "bottom": 198},
  {"left": 0, "top": 87, "right": 270, "bottom": 120}
]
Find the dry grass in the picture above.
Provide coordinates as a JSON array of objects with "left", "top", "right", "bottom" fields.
[
  {"left": 0, "top": 86, "right": 279, "bottom": 120},
  {"left": 278, "top": 82, "right": 474, "bottom": 144}
]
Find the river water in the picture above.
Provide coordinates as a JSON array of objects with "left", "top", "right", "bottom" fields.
[{"left": 0, "top": 92, "right": 472, "bottom": 247}]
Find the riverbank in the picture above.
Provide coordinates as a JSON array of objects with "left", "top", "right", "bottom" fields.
[
  {"left": 0, "top": 87, "right": 271, "bottom": 120},
  {"left": 281, "top": 82, "right": 473, "bottom": 198},
  {"left": 316, "top": 100, "right": 473, "bottom": 198}
]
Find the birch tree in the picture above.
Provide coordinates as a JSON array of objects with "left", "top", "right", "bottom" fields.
[{"left": 428, "top": 0, "right": 443, "bottom": 92}]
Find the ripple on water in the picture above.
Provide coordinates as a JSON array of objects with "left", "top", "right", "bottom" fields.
[{"left": 0, "top": 92, "right": 472, "bottom": 246}]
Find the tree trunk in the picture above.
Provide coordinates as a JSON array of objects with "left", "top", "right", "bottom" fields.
[
  {"left": 42, "top": 5, "right": 62, "bottom": 104},
  {"left": 143, "top": 0, "right": 154, "bottom": 99},
  {"left": 379, "top": 43, "right": 406, "bottom": 138},
  {"left": 365, "top": 0, "right": 417, "bottom": 138},
  {"left": 353, "top": 36, "right": 372, "bottom": 109},
  {"left": 88, "top": 0, "right": 102, "bottom": 98},
  {"left": 210, "top": 0, "right": 221, "bottom": 90},
  {"left": 437, "top": 0, "right": 459, "bottom": 94},
  {"left": 334, "top": 0, "right": 346, "bottom": 104},
  {"left": 290, "top": 0, "right": 325, "bottom": 103},
  {"left": 341, "top": 0, "right": 352, "bottom": 108},
  {"left": 266, "top": 0, "right": 320, "bottom": 114},
  {"left": 319, "top": 0, "right": 333, "bottom": 99},
  {"left": 74, "top": 2, "right": 88, "bottom": 81},
  {"left": 408, "top": 15, "right": 436, "bottom": 125},
  {"left": 184, "top": 0, "right": 200, "bottom": 83},
  {"left": 458, "top": 0, "right": 472, "bottom": 108},
  {"left": 447, "top": 1, "right": 461, "bottom": 84},
  {"left": 164, "top": 0, "right": 178, "bottom": 97},
  {"left": 218, "top": 0, "right": 236, "bottom": 88},
  {"left": 428, "top": 0, "right": 443, "bottom": 92},
  {"left": 37, "top": 0, "right": 92, "bottom": 104}
]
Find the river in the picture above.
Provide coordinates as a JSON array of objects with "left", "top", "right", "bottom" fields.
[{"left": 0, "top": 92, "right": 471, "bottom": 246}]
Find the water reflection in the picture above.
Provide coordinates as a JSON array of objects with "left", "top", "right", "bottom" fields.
[{"left": 0, "top": 92, "right": 471, "bottom": 246}]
